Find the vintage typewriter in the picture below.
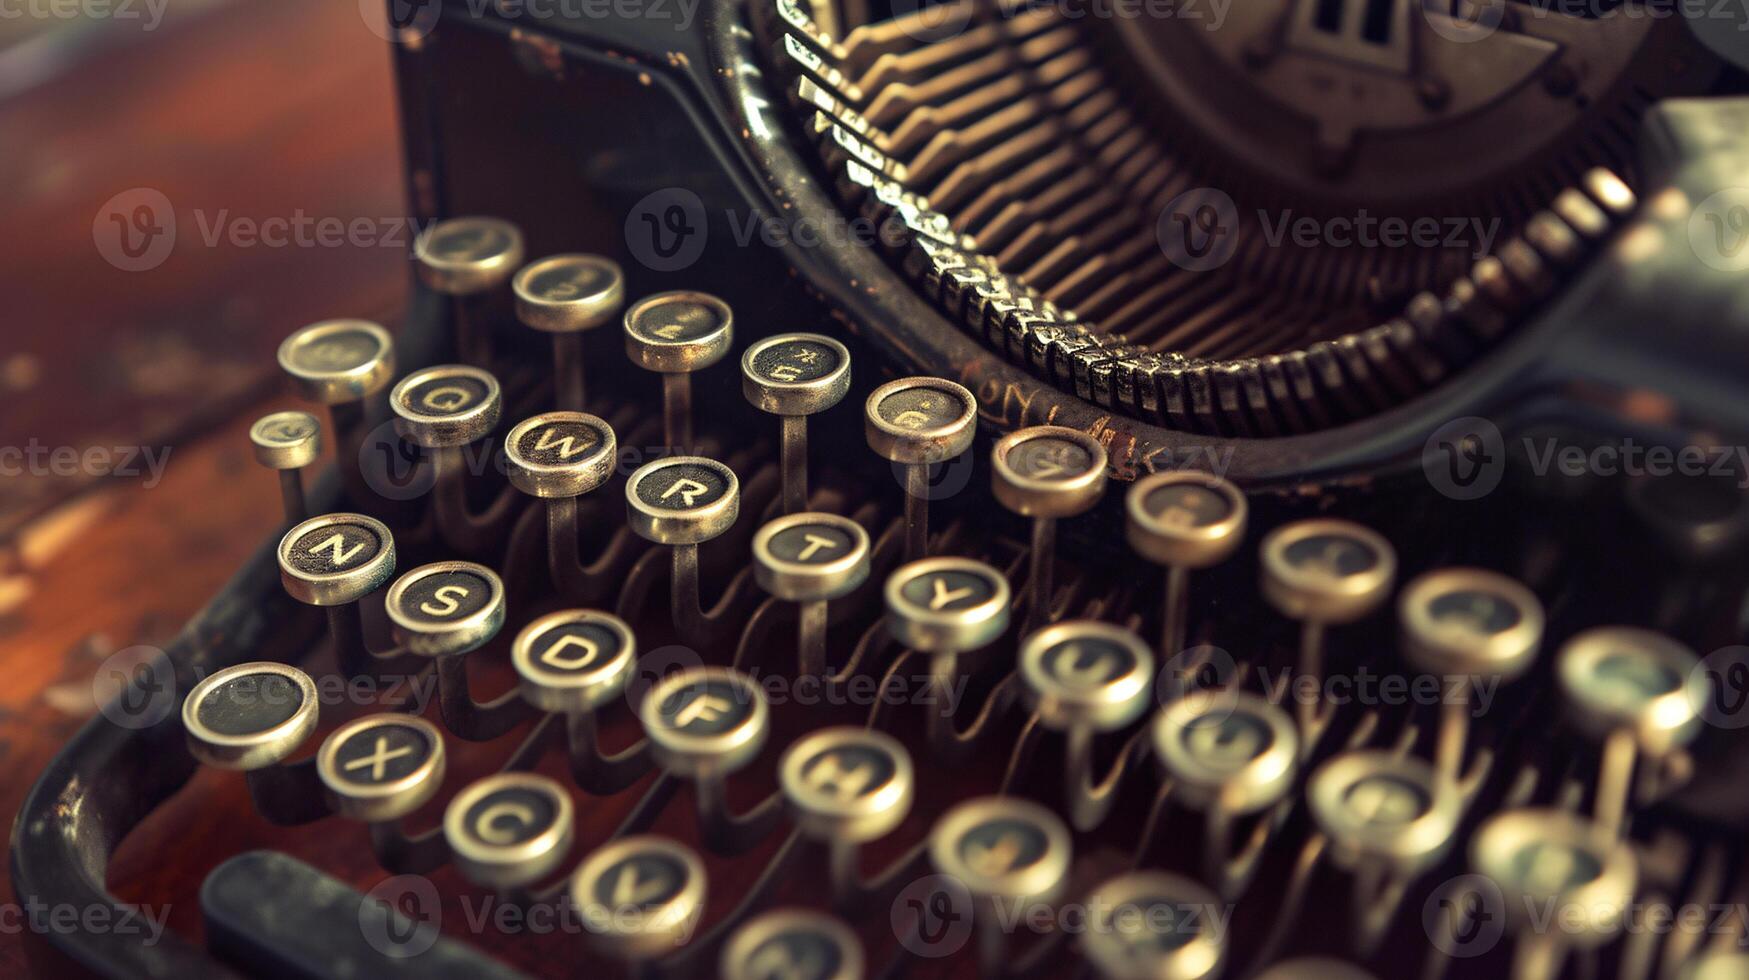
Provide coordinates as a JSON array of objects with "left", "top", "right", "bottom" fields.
[{"left": 14, "top": 1, "right": 1749, "bottom": 978}]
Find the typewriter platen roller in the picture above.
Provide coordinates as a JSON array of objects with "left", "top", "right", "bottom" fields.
[{"left": 14, "top": 2, "right": 1749, "bottom": 979}]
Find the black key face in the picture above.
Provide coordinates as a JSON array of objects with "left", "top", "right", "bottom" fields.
[
  {"left": 395, "top": 570, "right": 494, "bottom": 625},
  {"left": 750, "top": 339, "right": 840, "bottom": 385},
  {"left": 1144, "top": 484, "right": 1231, "bottom": 529},
  {"left": 514, "top": 418, "right": 608, "bottom": 467},
  {"left": 593, "top": 853, "right": 689, "bottom": 910},
  {"left": 797, "top": 744, "right": 899, "bottom": 802},
  {"left": 1428, "top": 589, "right": 1522, "bottom": 635},
  {"left": 1108, "top": 899, "right": 1206, "bottom": 953},
  {"left": 656, "top": 678, "right": 754, "bottom": 736},
  {"left": 898, "top": 569, "right": 998, "bottom": 613},
  {"left": 1041, "top": 637, "right": 1136, "bottom": 689},
  {"left": 290, "top": 328, "right": 382, "bottom": 373},
  {"left": 1181, "top": 712, "right": 1273, "bottom": 767},
  {"left": 1341, "top": 774, "right": 1430, "bottom": 827},
  {"left": 524, "top": 260, "right": 616, "bottom": 303},
  {"left": 461, "top": 787, "right": 558, "bottom": 847},
  {"left": 956, "top": 819, "right": 1049, "bottom": 876},
  {"left": 628, "top": 298, "right": 726, "bottom": 344},
  {"left": 402, "top": 375, "right": 490, "bottom": 417},
  {"left": 1283, "top": 533, "right": 1378, "bottom": 579},
  {"left": 256, "top": 415, "right": 317, "bottom": 446},
  {"left": 530, "top": 622, "right": 623, "bottom": 674},
  {"left": 196, "top": 672, "right": 305, "bottom": 736},
  {"left": 635, "top": 463, "right": 730, "bottom": 511},
  {"left": 288, "top": 522, "right": 382, "bottom": 574},
  {"left": 767, "top": 523, "right": 855, "bottom": 565},
  {"left": 1509, "top": 842, "right": 1605, "bottom": 893},
  {"left": 1008, "top": 436, "right": 1095, "bottom": 481},
  {"left": 876, "top": 386, "right": 966, "bottom": 431},
  {"left": 428, "top": 223, "right": 513, "bottom": 262},
  {"left": 744, "top": 929, "right": 844, "bottom": 980},
  {"left": 1592, "top": 650, "right": 1681, "bottom": 701},
  {"left": 332, "top": 724, "right": 433, "bottom": 786}
]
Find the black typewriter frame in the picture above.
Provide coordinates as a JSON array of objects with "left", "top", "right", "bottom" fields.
[{"left": 12, "top": 0, "right": 1749, "bottom": 975}]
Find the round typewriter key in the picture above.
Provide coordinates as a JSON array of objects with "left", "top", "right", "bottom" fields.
[
  {"left": 626, "top": 456, "right": 739, "bottom": 545},
  {"left": 1558, "top": 627, "right": 1705, "bottom": 837},
  {"left": 250, "top": 410, "right": 322, "bottom": 471},
  {"left": 1154, "top": 691, "right": 1298, "bottom": 816},
  {"left": 415, "top": 216, "right": 525, "bottom": 296},
  {"left": 743, "top": 333, "right": 852, "bottom": 513},
  {"left": 623, "top": 290, "right": 734, "bottom": 452},
  {"left": 278, "top": 512, "right": 396, "bottom": 606},
  {"left": 183, "top": 662, "right": 320, "bottom": 770},
  {"left": 722, "top": 909, "right": 864, "bottom": 980},
  {"left": 780, "top": 727, "right": 914, "bottom": 842},
  {"left": 753, "top": 512, "right": 871, "bottom": 675},
  {"left": 884, "top": 557, "right": 1011, "bottom": 654},
  {"left": 250, "top": 410, "right": 322, "bottom": 523},
  {"left": 1021, "top": 621, "right": 1152, "bottom": 829},
  {"left": 1472, "top": 809, "right": 1636, "bottom": 955},
  {"left": 443, "top": 772, "right": 575, "bottom": 889},
  {"left": 390, "top": 364, "right": 503, "bottom": 449},
  {"left": 573, "top": 836, "right": 707, "bottom": 962},
  {"left": 864, "top": 377, "right": 978, "bottom": 563},
  {"left": 415, "top": 217, "right": 524, "bottom": 365},
  {"left": 1261, "top": 519, "right": 1396, "bottom": 747},
  {"left": 1310, "top": 751, "right": 1458, "bottom": 876},
  {"left": 627, "top": 456, "right": 740, "bottom": 639},
  {"left": 317, "top": 714, "right": 446, "bottom": 822},
  {"left": 1154, "top": 690, "right": 1298, "bottom": 896},
  {"left": 781, "top": 727, "right": 914, "bottom": 903},
  {"left": 513, "top": 610, "right": 636, "bottom": 713},
  {"left": 1081, "top": 872, "right": 1225, "bottom": 980},
  {"left": 1311, "top": 751, "right": 1459, "bottom": 955},
  {"left": 384, "top": 561, "right": 505, "bottom": 657},
  {"left": 1254, "top": 960, "right": 1376, "bottom": 980},
  {"left": 1126, "top": 471, "right": 1248, "bottom": 658},
  {"left": 278, "top": 320, "right": 395, "bottom": 504},
  {"left": 931, "top": 796, "right": 1072, "bottom": 975},
  {"left": 503, "top": 412, "right": 617, "bottom": 499},
  {"left": 513, "top": 254, "right": 625, "bottom": 410},
  {"left": 1400, "top": 568, "right": 1544, "bottom": 785},
  {"left": 278, "top": 319, "right": 396, "bottom": 405},
  {"left": 1022, "top": 621, "right": 1154, "bottom": 733},
  {"left": 640, "top": 667, "right": 768, "bottom": 779},
  {"left": 993, "top": 426, "right": 1107, "bottom": 629}
]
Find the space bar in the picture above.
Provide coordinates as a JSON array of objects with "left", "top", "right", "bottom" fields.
[{"left": 201, "top": 850, "right": 529, "bottom": 979}]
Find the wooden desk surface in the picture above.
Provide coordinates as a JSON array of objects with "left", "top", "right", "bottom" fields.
[{"left": 1, "top": 2, "right": 403, "bottom": 972}]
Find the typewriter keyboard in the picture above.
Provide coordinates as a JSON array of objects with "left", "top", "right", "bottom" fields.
[{"left": 139, "top": 213, "right": 1749, "bottom": 980}]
